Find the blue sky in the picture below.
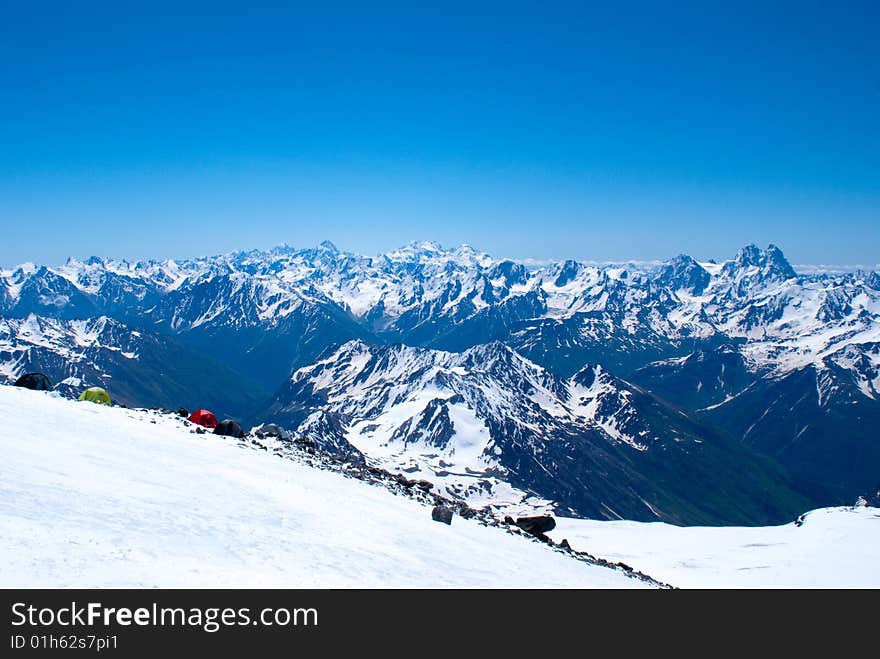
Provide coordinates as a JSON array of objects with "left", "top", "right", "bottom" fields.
[{"left": 1, "top": 1, "right": 878, "bottom": 266}]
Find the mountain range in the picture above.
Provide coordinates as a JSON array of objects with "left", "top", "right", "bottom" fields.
[{"left": 2, "top": 240, "right": 878, "bottom": 523}]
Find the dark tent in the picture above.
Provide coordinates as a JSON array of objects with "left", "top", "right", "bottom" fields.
[
  {"left": 214, "top": 419, "right": 245, "bottom": 439},
  {"left": 188, "top": 409, "right": 218, "bottom": 428},
  {"left": 13, "top": 372, "right": 53, "bottom": 391}
]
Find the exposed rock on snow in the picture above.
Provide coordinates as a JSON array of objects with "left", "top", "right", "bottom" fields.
[{"left": 431, "top": 505, "right": 453, "bottom": 525}]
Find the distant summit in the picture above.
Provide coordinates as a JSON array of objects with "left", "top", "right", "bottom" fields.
[{"left": 724, "top": 243, "right": 797, "bottom": 282}]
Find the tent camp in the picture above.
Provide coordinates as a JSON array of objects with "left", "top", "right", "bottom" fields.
[
  {"left": 214, "top": 419, "right": 245, "bottom": 438},
  {"left": 78, "top": 386, "right": 112, "bottom": 405},
  {"left": 188, "top": 409, "right": 218, "bottom": 428},
  {"left": 13, "top": 372, "right": 53, "bottom": 391}
]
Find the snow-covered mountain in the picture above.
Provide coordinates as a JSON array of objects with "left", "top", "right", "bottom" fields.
[
  {"left": 1, "top": 240, "right": 878, "bottom": 514},
  {"left": 3, "top": 241, "right": 877, "bottom": 381},
  {"left": 261, "top": 340, "right": 808, "bottom": 525},
  {"left": 632, "top": 339, "right": 880, "bottom": 502}
]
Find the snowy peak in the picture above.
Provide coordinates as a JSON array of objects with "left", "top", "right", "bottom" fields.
[
  {"left": 553, "top": 259, "right": 581, "bottom": 287},
  {"left": 386, "top": 240, "right": 449, "bottom": 262},
  {"left": 724, "top": 243, "right": 797, "bottom": 284}
]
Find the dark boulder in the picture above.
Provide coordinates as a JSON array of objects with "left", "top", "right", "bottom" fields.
[
  {"left": 432, "top": 505, "right": 453, "bottom": 525},
  {"left": 515, "top": 515, "right": 556, "bottom": 536},
  {"left": 214, "top": 419, "right": 246, "bottom": 439}
]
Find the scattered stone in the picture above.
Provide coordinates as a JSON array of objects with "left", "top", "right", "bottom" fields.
[
  {"left": 395, "top": 474, "right": 414, "bottom": 488},
  {"left": 558, "top": 538, "right": 571, "bottom": 550},
  {"left": 431, "top": 505, "right": 453, "bottom": 525}
]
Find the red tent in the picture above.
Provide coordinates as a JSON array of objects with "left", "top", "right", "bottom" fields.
[{"left": 188, "top": 409, "right": 218, "bottom": 428}]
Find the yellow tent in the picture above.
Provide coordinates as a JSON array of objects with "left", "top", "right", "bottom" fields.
[{"left": 78, "top": 386, "right": 112, "bottom": 406}]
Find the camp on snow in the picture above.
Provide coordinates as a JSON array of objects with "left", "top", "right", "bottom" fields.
[
  {"left": 214, "top": 419, "right": 245, "bottom": 438},
  {"left": 188, "top": 409, "right": 218, "bottom": 428},
  {"left": 78, "top": 386, "right": 112, "bottom": 405},
  {"left": 13, "top": 372, "right": 53, "bottom": 391}
]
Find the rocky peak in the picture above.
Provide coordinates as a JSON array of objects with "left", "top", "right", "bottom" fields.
[
  {"left": 656, "top": 254, "right": 711, "bottom": 294},
  {"left": 725, "top": 244, "right": 797, "bottom": 281}
]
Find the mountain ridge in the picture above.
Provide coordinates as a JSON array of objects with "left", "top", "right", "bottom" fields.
[
  {"left": 261, "top": 339, "right": 810, "bottom": 525},
  {"left": 2, "top": 240, "right": 877, "bottom": 516}
]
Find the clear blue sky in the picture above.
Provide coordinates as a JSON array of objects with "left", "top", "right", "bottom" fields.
[{"left": 1, "top": 1, "right": 878, "bottom": 267}]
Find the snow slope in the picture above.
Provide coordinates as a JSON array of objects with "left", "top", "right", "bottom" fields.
[
  {"left": 0, "top": 385, "right": 645, "bottom": 588},
  {"left": 548, "top": 509, "right": 880, "bottom": 588}
]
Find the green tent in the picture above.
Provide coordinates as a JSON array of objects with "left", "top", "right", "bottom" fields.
[{"left": 78, "top": 386, "right": 112, "bottom": 406}]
